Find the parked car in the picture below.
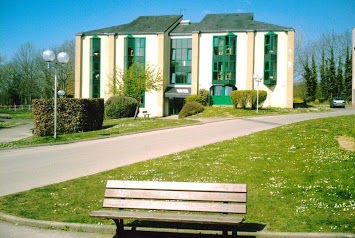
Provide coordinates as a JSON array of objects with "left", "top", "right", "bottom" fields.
[{"left": 330, "top": 97, "right": 346, "bottom": 108}]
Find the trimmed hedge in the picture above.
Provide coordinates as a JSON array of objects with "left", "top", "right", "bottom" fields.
[
  {"left": 104, "top": 96, "right": 137, "bottom": 119},
  {"left": 32, "top": 98, "right": 104, "bottom": 136},
  {"left": 230, "top": 90, "right": 267, "bottom": 109},
  {"left": 178, "top": 101, "right": 204, "bottom": 119}
]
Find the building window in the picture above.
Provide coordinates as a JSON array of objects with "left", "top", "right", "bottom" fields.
[
  {"left": 264, "top": 32, "right": 278, "bottom": 85},
  {"left": 170, "top": 38, "right": 192, "bottom": 84},
  {"left": 91, "top": 36, "right": 101, "bottom": 98},
  {"left": 212, "top": 33, "right": 236, "bottom": 84},
  {"left": 125, "top": 35, "right": 146, "bottom": 107},
  {"left": 125, "top": 35, "right": 145, "bottom": 68}
]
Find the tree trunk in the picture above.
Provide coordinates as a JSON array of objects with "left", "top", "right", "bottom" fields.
[{"left": 134, "top": 105, "right": 139, "bottom": 119}]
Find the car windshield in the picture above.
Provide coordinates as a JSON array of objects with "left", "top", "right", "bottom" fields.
[{"left": 333, "top": 97, "right": 343, "bottom": 100}]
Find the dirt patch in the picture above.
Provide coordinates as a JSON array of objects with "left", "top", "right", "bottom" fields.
[{"left": 336, "top": 136, "right": 355, "bottom": 152}]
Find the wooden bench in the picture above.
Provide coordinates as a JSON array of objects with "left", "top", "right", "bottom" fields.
[
  {"left": 142, "top": 110, "right": 150, "bottom": 118},
  {"left": 90, "top": 180, "right": 247, "bottom": 236}
]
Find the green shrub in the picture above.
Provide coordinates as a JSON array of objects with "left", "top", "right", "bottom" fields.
[
  {"left": 230, "top": 90, "right": 249, "bottom": 109},
  {"left": 178, "top": 101, "right": 204, "bottom": 119},
  {"left": 198, "top": 89, "right": 210, "bottom": 106},
  {"left": 250, "top": 90, "right": 267, "bottom": 109},
  {"left": 32, "top": 98, "right": 104, "bottom": 136},
  {"left": 105, "top": 96, "right": 137, "bottom": 119},
  {"left": 185, "top": 89, "right": 210, "bottom": 106},
  {"left": 230, "top": 90, "right": 267, "bottom": 109}
]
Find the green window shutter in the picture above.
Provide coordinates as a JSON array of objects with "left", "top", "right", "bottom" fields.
[
  {"left": 212, "top": 34, "right": 236, "bottom": 85},
  {"left": 264, "top": 32, "right": 278, "bottom": 85},
  {"left": 91, "top": 36, "right": 101, "bottom": 98}
]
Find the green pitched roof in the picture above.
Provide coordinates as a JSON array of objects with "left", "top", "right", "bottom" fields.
[
  {"left": 82, "top": 15, "right": 182, "bottom": 35},
  {"left": 171, "top": 13, "right": 293, "bottom": 35}
]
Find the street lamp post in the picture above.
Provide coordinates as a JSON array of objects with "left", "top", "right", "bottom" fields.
[
  {"left": 253, "top": 73, "right": 263, "bottom": 113},
  {"left": 42, "top": 50, "right": 69, "bottom": 138}
]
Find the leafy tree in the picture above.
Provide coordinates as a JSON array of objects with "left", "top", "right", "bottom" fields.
[{"left": 109, "top": 62, "right": 163, "bottom": 119}]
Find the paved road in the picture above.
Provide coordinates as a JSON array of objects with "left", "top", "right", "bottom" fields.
[{"left": 1, "top": 108, "right": 354, "bottom": 196}]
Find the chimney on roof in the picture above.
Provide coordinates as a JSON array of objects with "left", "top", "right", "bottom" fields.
[{"left": 180, "top": 20, "right": 190, "bottom": 25}]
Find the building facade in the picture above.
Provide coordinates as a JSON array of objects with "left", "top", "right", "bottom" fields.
[{"left": 75, "top": 13, "right": 295, "bottom": 117}]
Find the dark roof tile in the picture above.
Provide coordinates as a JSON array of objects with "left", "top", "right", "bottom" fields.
[{"left": 82, "top": 15, "right": 182, "bottom": 35}]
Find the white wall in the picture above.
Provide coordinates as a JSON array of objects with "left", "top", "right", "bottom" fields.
[{"left": 254, "top": 31, "right": 290, "bottom": 108}]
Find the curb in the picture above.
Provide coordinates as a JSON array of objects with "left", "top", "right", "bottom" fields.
[
  {"left": 0, "top": 212, "right": 115, "bottom": 234},
  {"left": 0, "top": 212, "right": 354, "bottom": 238}
]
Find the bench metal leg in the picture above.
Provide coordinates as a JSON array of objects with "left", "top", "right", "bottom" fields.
[
  {"left": 114, "top": 219, "right": 124, "bottom": 237},
  {"left": 222, "top": 229, "right": 238, "bottom": 237}
]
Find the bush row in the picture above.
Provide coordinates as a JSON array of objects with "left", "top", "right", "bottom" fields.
[
  {"left": 32, "top": 98, "right": 104, "bottom": 136},
  {"left": 230, "top": 90, "right": 267, "bottom": 109}
]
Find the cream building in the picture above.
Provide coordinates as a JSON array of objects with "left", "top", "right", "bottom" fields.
[{"left": 75, "top": 13, "right": 295, "bottom": 117}]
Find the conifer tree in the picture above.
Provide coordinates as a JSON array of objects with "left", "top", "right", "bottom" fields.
[
  {"left": 343, "top": 49, "right": 352, "bottom": 102},
  {"left": 327, "top": 47, "right": 336, "bottom": 99},
  {"left": 309, "top": 55, "right": 318, "bottom": 101},
  {"left": 319, "top": 49, "right": 329, "bottom": 100},
  {"left": 336, "top": 56, "right": 343, "bottom": 98},
  {"left": 302, "top": 57, "right": 312, "bottom": 102}
]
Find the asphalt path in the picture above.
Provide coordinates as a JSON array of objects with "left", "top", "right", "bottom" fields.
[{"left": 1, "top": 108, "right": 354, "bottom": 197}]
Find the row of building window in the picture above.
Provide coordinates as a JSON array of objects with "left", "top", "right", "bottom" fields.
[{"left": 89, "top": 32, "right": 278, "bottom": 98}]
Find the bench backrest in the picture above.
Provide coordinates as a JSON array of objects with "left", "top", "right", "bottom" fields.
[{"left": 103, "top": 180, "right": 247, "bottom": 214}]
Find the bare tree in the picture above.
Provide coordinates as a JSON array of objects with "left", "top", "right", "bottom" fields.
[
  {"left": 54, "top": 39, "right": 75, "bottom": 97},
  {"left": 11, "top": 42, "right": 42, "bottom": 104}
]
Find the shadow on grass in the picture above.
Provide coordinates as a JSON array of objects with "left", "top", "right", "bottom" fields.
[
  {"left": 113, "top": 221, "right": 266, "bottom": 238},
  {"left": 293, "top": 102, "right": 314, "bottom": 108}
]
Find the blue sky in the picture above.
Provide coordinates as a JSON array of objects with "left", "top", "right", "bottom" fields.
[{"left": 0, "top": 0, "right": 354, "bottom": 60}]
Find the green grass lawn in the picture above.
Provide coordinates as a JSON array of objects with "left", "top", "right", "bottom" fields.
[
  {"left": 0, "top": 109, "right": 33, "bottom": 119},
  {"left": 0, "top": 115, "right": 354, "bottom": 233}
]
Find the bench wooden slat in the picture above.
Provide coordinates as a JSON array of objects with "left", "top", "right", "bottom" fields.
[
  {"left": 103, "top": 199, "right": 247, "bottom": 214},
  {"left": 90, "top": 210, "right": 245, "bottom": 225},
  {"left": 106, "top": 180, "right": 247, "bottom": 193},
  {"left": 105, "top": 189, "right": 247, "bottom": 202},
  {"left": 91, "top": 180, "right": 247, "bottom": 235}
]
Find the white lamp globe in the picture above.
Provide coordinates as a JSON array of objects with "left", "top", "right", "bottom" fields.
[
  {"left": 43, "top": 50, "right": 55, "bottom": 62},
  {"left": 57, "top": 52, "right": 69, "bottom": 64}
]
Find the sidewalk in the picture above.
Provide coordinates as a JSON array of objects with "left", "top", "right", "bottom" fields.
[
  {"left": 0, "top": 119, "right": 33, "bottom": 143},
  {"left": 1, "top": 212, "right": 354, "bottom": 238}
]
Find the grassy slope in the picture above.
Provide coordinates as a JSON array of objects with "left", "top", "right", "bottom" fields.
[{"left": 0, "top": 115, "right": 354, "bottom": 232}]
